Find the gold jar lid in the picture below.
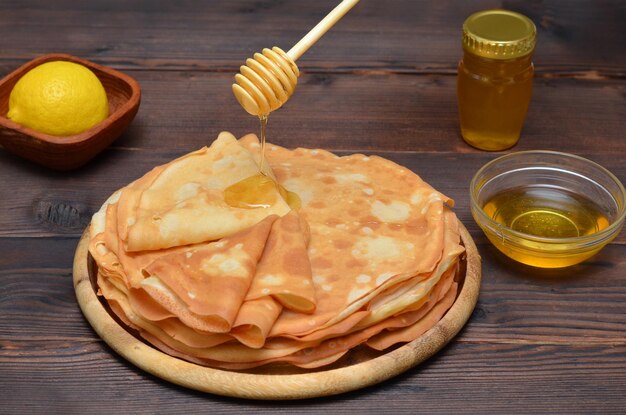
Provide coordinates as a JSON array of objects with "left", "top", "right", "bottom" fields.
[{"left": 463, "top": 10, "right": 536, "bottom": 59}]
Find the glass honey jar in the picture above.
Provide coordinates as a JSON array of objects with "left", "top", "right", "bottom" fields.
[{"left": 457, "top": 10, "right": 537, "bottom": 151}]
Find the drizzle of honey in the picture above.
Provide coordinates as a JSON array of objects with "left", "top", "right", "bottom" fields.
[
  {"left": 482, "top": 185, "right": 610, "bottom": 267},
  {"left": 224, "top": 173, "right": 301, "bottom": 210},
  {"left": 281, "top": 185, "right": 302, "bottom": 210},
  {"left": 258, "top": 114, "right": 269, "bottom": 172},
  {"left": 223, "top": 113, "right": 301, "bottom": 210}
]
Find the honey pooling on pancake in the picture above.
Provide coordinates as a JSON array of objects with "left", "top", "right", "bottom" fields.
[
  {"left": 224, "top": 173, "right": 301, "bottom": 210},
  {"left": 228, "top": 112, "right": 300, "bottom": 211},
  {"left": 224, "top": 114, "right": 302, "bottom": 211}
]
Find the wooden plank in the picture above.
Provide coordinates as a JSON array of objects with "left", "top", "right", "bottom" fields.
[
  {"left": 463, "top": 243, "right": 626, "bottom": 343},
  {"left": 0, "top": 0, "right": 623, "bottom": 76},
  {"left": 1, "top": 237, "right": 625, "bottom": 345},
  {"left": 1, "top": 149, "right": 624, "bottom": 243},
  {"left": 1, "top": 339, "right": 625, "bottom": 413},
  {"left": 0, "top": 71, "right": 617, "bottom": 156},
  {"left": 0, "top": 70, "right": 624, "bottom": 156},
  {"left": 0, "top": 1, "right": 623, "bottom": 412}
]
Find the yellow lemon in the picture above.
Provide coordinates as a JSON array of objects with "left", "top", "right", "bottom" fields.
[{"left": 7, "top": 61, "right": 109, "bottom": 136}]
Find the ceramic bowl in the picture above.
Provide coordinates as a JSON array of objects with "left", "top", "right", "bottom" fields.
[{"left": 0, "top": 53, "right": 140, "bottom": 170}]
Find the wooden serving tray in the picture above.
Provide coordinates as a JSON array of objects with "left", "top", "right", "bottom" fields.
[{"left": 73, "top": 220, "right": 481, "bottom": 400}]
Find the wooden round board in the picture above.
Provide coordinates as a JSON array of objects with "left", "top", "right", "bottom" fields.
[{"left": 73, "top": 219, "right": 481, "bottom": 400}]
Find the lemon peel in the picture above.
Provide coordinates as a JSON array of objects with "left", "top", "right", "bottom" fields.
[{"left": 8, "top": 61, "right": 109, "bottom": 136}]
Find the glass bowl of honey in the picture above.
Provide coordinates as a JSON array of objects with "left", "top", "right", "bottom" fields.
[{"left": 470, "top": 150, "right": 625, "bottom": 268}]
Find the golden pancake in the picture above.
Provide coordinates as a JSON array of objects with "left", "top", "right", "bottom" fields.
[
  {"left": 89, "top": 132, "right": 465, "bottom": 369},
  {"left": 140, "top": 215, "right": 277, "bottom": 332},
  {"left": 231, "top": 297, "right": 283, "bottom": 348},
  {"left": 122, "top": 132, "right": 290, "bottom": 252},
  {"left": 236, "top": 135, "right": 455, "bottom": 338},
  {"left": 366, "top": 282, "right": 459, "bottom": 351},
  {"left": 173, "top": 278, "right": 460, "bottom": 370},
  {"left": 246, "top": 210, "right": 316, "bottom": 313}
]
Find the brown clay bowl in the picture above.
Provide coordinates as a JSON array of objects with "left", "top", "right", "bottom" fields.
[{"left": 0, "top": 53, "right": 141, "bottom": 170}]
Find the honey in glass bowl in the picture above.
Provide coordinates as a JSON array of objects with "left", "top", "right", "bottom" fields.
[{"left": 470, "top": 151, "right": 626, "bottom": 268}]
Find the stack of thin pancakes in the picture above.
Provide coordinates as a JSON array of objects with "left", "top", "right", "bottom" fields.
[{"left": 89, "top": 132, "right": 465, "bottom": 369}]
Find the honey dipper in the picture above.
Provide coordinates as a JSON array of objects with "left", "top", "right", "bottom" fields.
[{"left": 232, "top": 0, "right": 360, "bottom": 116}]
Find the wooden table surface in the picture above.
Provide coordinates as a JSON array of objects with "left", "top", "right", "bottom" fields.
[{"left": 1, "top": 0, "right": 625, "bottom": 413}]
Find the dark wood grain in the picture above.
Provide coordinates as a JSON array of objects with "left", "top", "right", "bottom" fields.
[
  {"left": 2, "top": 340, "right": 626, "bottom": 414},
  {"left": 2, "top": 237, "right": 625, "bottom": 344},
  {"left": 0, "top": 0, "right": 624, "bottom": 77},
  {"left": 0, "top": 0, "right": 625, "bottom": 413},
  {"left": 1, "top": 150, "right": 624, "bottom": 243},
  {"left": 0, "top": 71, "right": 624, "bottom": 161},
  {"left": 1, "top": 236, "right": 625, "bottom": 412}
]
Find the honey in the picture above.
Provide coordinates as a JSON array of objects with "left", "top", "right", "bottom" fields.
[
  {"left": 258, "top": 114, "right": 269, "bottom": 172},
  {"left": 224, "top": 174, "right": 279, "bottom": 209},
  {"left": 224, "top": 173, "right": 301, "bottom": 210},
  {"left": 458, "top": 53, "right": 533, "bottom": 150},
  {"left": 225, "top": 113, "right": 302, "bottom": 213},
  {"left": 225, "top": 99, "right": 303, "bottom": 211},
  {"left": 457, "top": 10, "right": 536, "bottom": 151},
  {"left": 481, "top": 185, "right": 610, "bottom": 267},
  {"left": 224, "top": 112, "right": 301, "bottom": 210}
]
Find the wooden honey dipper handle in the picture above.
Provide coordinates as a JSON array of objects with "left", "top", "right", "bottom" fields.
[
  {"left": 287, "top": 0, "right": 360, "bottom": 61},
  {"left": 233, "top": 0, "right": 360, "bottom": 116}
]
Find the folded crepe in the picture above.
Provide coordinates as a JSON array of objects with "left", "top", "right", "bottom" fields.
[
  {"left": 89, "top": 131, "right": 465, "bottom": 369},
  {"left": 119, "top": 132, "right": 290, "bottom": 252}
]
